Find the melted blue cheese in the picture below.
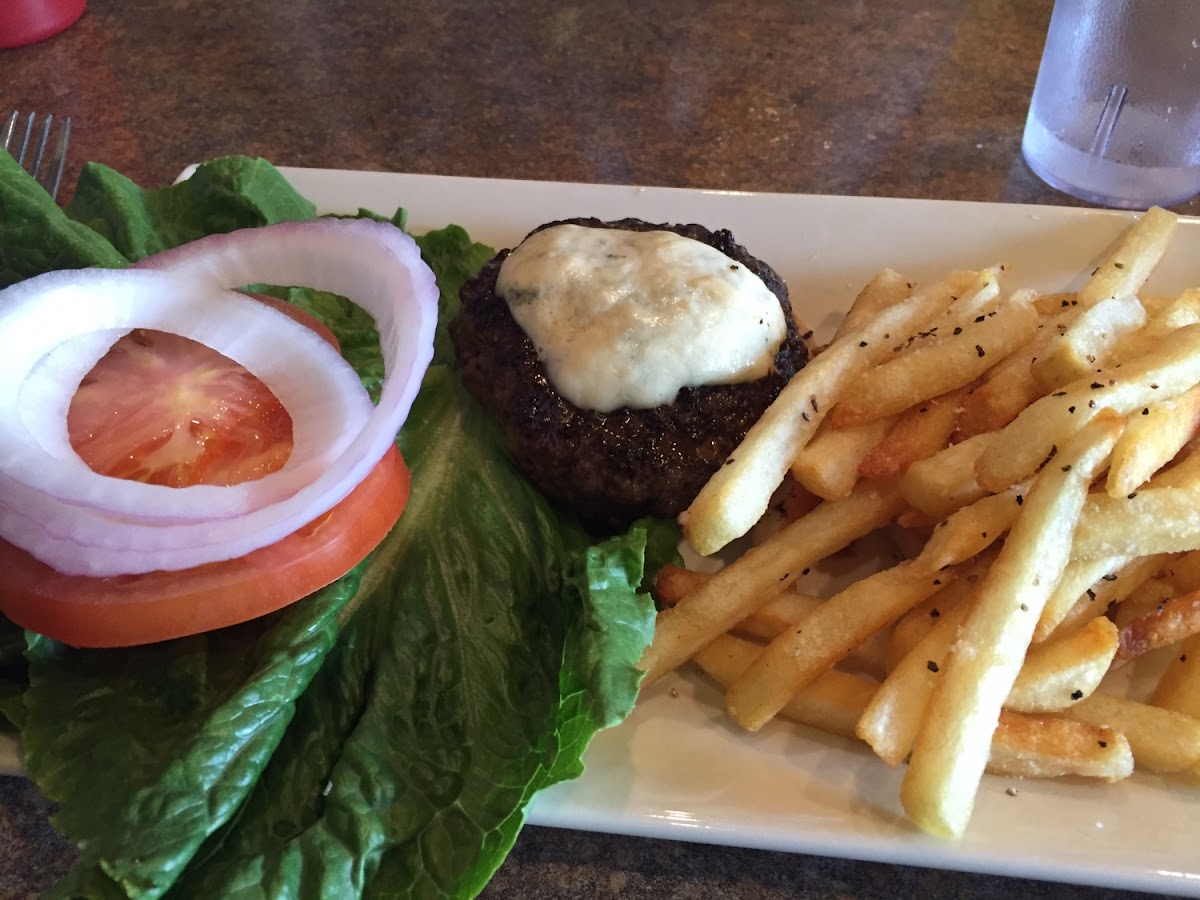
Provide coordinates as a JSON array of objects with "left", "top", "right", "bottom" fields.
[{"left": 496, "top": 224, "right": 787, "bottom": 412}]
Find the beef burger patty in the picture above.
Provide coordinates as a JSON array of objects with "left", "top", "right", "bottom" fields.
[{"left": 449, "top": 216, "right": 811, "bottom": 529}]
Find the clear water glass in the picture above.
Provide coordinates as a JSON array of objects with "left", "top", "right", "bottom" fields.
[{"left": 1021, "top": 0, "right": 1200, "bottom": 209}]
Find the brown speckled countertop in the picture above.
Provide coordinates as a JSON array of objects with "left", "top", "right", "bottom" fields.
[{"left": 1, "top": 1, "right": 1196, "bottom": 897}]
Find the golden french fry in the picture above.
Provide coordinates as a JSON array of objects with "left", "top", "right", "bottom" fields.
[
  {"left": 916, "top": 486, "right": 1024, "bottom": 571},
  {"left": 725, "top": 559, "right": 953, "bottom": 732},
  {"left": 932, "top": 269, "right": 1003, "bottom": 330},
  {"left": 700, "top": 635, "right": 1133, "bottom": 781},
  {"left": 653, "top": 563, "right": 708, "bottom": 607},
  {"left": 1146, "top": 440, "right": 1200, "bottom": 489},
  {"left": 659, "top": 567, "right": 892, "bottom": 675},
  {"left": 1031, "top": 294, "right": 1146, "bottom": 392},
  {"left": 1074, "top": 205, "right": 1178, "bottom": 309},
  {"left": 1150, "top": 632, "right": 1200, "bottom": 717},
  {"left": 1117, "top": 588, "right": 1200, "bottom": 661},
  {"left": 790, "top": 415, "right": 897, "bottom": 500},
  {"left": 1036, "top": 552, "right": 1168, "bottom": 643},
  {"left": 1163, "top": 548, "right": 1200, "bottom": 593},
  {"left": 900, "top": 432, "right": 995, "bottom": 519},
  {"left": 858, "top": 386, "right": 967, "bottom": 482},
  {"left": 1106, "top": 384, "right": 1200, "bottom": 498},
  {"left": 886, "top": 576, "right": 978, "bottom": 672},
  {"left": 832, "top": 268, "right": 915, "bottom": 341},
  {"left": 1063, "top": 690, "right": 1200, "bottom": 773},
  {"left": 1072, "top": 487, "right": 1200, "bottom": 559},
  {"left": 731, "top": 590, "right": 823, "bottom": 640},
  {"left": 859, "top": 590, "right": 977, "bottom": 766},
  {"left": 900, "top": 412, "right": 1121, "bottom": 838},
  {"left": 975, "top": 323, "right": 1200, "bottom": 493},
  {"left": 864, "top": 587, "right": 1122, "bottom": 767},
  {"left": 1033, "top": 292, "right": 1080, "bottom": 316},
  {"left": 952, "top": 307, "right": 1080, "bottom": 441},
  {"left": 831, "top": 291, "right": 1037, "bottom": 429},
  {"left": 1007, "top": 616, "right": 1119, "bottom": 713},
  {"left": 642, "top": 481, "right": 904, "bottom": 686},
  {"left": 692, "top": 633, "right": 876, "bottom": 740},
  {"left": 682, "top": 279, "right": 964, "bottom": 556},
  {"left": 988, "top": 713, "right": 1132, "bottom": 781},
  {"left": 1110, "top": 576, "right": 1177, "bottom": 631}
]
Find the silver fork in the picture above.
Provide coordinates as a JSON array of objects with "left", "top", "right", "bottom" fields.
[{"left": 3, "top": 111, "right": 72, "bottom": 201}]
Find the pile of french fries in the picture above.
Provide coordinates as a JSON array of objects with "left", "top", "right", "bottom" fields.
[{"left": 640, "top": 206, "right": 1200, "bottom": 839}]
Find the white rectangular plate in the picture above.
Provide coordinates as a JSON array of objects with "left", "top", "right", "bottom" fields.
[{"left": 5, "top": 168, "right": 1199, "bottom": 896}]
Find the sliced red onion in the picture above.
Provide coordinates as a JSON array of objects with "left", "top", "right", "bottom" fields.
[{"left": 0, "top": 219, "right": 437, "bottom": 576}]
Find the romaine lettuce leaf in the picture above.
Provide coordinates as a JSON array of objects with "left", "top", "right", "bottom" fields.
[{"left": 0, "top": 153, "right": 660, "bottom": 899}]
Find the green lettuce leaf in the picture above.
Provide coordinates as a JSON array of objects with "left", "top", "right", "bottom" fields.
[
  {"left": 0, "top": 155, "right": 658, "bottom": 899},
  {"left": 23, "top": 574, "right": 360, "bottom": 899},
  {"left": 66, "top": 156, "right": 317, "bottom": 262},
  {"left": 415, "top": 226, "right": 496, "bottom": 365},
  {"left": 0, "top": 152, "right": 126, "bottom": 284},
  {"left": 167, "top": 368, "right": 654, "bottom": 899}
]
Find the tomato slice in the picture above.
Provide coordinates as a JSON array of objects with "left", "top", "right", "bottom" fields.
[{"left": 0, "top": 296, "right": 409, "bottom": 647}]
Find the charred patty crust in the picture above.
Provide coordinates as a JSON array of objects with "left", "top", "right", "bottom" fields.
[{"left": 449, "top": 216, "right": 811, "bottom": 529}]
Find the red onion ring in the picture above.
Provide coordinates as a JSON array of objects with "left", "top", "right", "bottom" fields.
[{"left": 0, "top": 218, "right": 437, "bottom": 576}]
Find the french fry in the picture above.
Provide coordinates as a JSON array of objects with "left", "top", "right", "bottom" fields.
[
  {"left": 701, "top": 635, "right": 1134, "bottom": 781},
  {"left": 642, "top": 481, "right": 904, "bottom": 686},
  {"left": 1074, "top": 205, "right": 1178, "bottom": 309},
  {"left": 1110, "top": 576, "right": 1177, "bottom": 631},
  {"left": 1117, "top": 588, "right": 1200, "bottom": 661},
  {"left": 916, "top": 487, "right": 1024, "bottom": 571},
  {"left": 1033, "top": 292, "right": 1080, "bottom": 316},
  {"left": 1063, "top": 691, "right": 1200, "bottom": 773},
  {"left": 1150, "top": 632, "right": 1200, "bottom": 717},
  {"left": 900, "top": 431, "right": 995, "bottom": 519},
  {"left": 988, "top": 714, "right": 1132, "bottom": 781},
  {"left": 900, "top": 412, "right": 1121, "bottom": 838},
  {"left": 1146, "top": 439, "right": 1200, "bottom": 489},
  {"left": 832, "top": 268, "right": 915, "bottom": 341},
  {"left": 975, "top": 323, "right": 1200, "bottom": 493},
  {"left": 1036, "top": 552, "right": 1168, "bottom": 643},
  {"left": 1031, "top": 294, "right": 1146, "bottom": 392},
  {"left": 952, "top": 308, "right": 1079, "bottom": 441},
  {"left": 1007, "top": 616, "right": 1118, "bottom": 713},
  {"left": 653, "top": 563, "right": 709, "bottom": 607},
  {"left": 790, "top": 415, "right": 897, "bottom": 500},
  {"left": 1115, "top": 288, "right": 1200, "bottom": 362},
  {"left": 1163, "top": 548, "right": 1200, "bottom": 593},
  {"left": 651, "top": 207, "right": 1200, "bottom": 839},
  {"left": 862, "top": 583, "right": 1122, "bottom": 767},
  {"left": 858, "top": 590, "right": 977, "bottom": 766},
  {"left": 725, "top": 558, "right": 953, "bottom": 731},
  {"left": 830, "top": 290, "right": 1037, "bottom": 429},
  {"left": 1072, "top": 487, "right": 1200, "bottom": 559},
  {"left": 682, "top": 279, "right": 964, "bottom": 556},
  {"left": 886, "top": 575, "right": 978, "bottom": 671},
  {"left": 731, "top": 590, "right": 823, "bottom": 641},
  {"left": 1106, "top": 384, "right": 1200, "bottom": 498},
  {"left": 929, "top": 268, "right": 1003, "bottom": 331},
  {"left": 658, "top": 567, "right": 892, "bottom": 674},
  {"left": 858, "top": 386, "right": 967, "bottom": 482},
  {"left": 779, "top": 478, "right": 822, "bottom": 523},
  {"left": 692, "top": 633, "right": 875, "bottom": 740}
]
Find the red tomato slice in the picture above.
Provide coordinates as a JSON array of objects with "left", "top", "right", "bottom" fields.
[{"left": 0, "top": 295, "right": 409, "bottom": 648}]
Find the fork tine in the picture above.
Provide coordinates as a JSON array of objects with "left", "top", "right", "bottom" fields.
[
  {"left": 45, "top": 117, "right": 71, "bottom": 201},
  {"left": 3, "top": 112, "right": 72, "bottom": 200},
  {"left": 1, "top": 111, "right": 16, "bottom": 153},
  {"left": 29, "top": 114, "right": 54, "bottom": 180},
  {"left": 14, "top": 113, "right": 35, "bottom": 167}
]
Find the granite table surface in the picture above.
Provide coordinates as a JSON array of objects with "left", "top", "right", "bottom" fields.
[{"left": 2, "top": 0, "right": 1197, "bottom": 897}]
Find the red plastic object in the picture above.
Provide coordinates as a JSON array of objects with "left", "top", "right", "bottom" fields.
[{"left": 0, "top": 0, "right": 86, "bottom": 49}]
